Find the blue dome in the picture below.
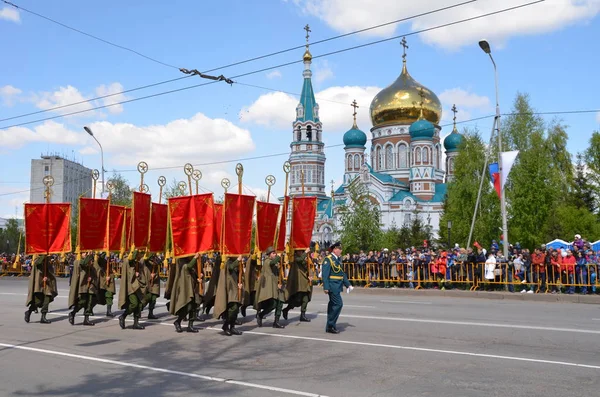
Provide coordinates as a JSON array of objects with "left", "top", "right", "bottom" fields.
[
  {"left": 444, "top": 130, "right": 464, "bottom": 152},
  {"left": 409, "top": 118, "right": 435, "bottom": 140},
  {"left": 343, "top": 126, "right": 367, "bottom": 147}
]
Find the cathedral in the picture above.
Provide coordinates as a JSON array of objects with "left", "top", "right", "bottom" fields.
[{"left": 286, "top": 35, "right": 463, "bottom": 246}]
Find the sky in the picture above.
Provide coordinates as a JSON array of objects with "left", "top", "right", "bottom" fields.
[{"left": 1, "top": 0, "right": 600, "bottom": 219}]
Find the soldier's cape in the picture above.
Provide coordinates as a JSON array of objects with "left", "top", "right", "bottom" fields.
[
  {"left": 169, "top": 257, "right": 200, "bottom": 316},
  {"left": 26, "top": 255, "right": 58, "bottom": 307}
]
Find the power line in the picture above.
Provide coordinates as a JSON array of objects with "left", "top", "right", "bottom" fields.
[
  {"left": 0, "top": 1, "right": 545, "bottom": 131},
  {"left": 2, "top": 0, "right": 180, "bottom": 70}
]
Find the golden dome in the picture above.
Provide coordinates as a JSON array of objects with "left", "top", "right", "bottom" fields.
[
  {"left": 303, "top": 48, "right": 312, "bottom": 62},
  {"left": 370, "top": 61, "right": 442, "bottom": 127}
]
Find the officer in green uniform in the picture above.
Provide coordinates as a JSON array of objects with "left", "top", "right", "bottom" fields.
[
  {"left": 95, "top": 252, "right": 116, "bottom": 317},
  {"left": 117, "top": 250, "right": 147, "bottom": 330},
  {"left": 170, "top": 253, "right": 202, "bottom": 333},
  {"left": 283, "top": 247, "right": 313, "bottom": 322},
  {"left": 322, "top": 241, "right": 351, "bottom": 334},
  {"left": 142, "top": 254, "right": 161, "bottom": 320},
  {"left": 254, "top": 247, "right": 285, "bottom": 329},
  {"left": 241, "top": 252, "right": 260, "bottom": 318},
  {"left": 213, "top": 255, "right": 243, "bottom": 336},
  {"left": 68, "top": 251, "right": 99, "bottom": 326},
  {"left": 24, "top": 255, "right": 58, "bottom": 324}
]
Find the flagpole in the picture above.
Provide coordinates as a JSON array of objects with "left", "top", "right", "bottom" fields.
[{"left": 235, "top": 163, "right": 244, "bottom": 301}]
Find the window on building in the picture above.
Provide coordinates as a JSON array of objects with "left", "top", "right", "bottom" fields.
[
  {"left": 398, "top": 144, "right": 407, "bottom": 168},
  {"left": 376, "top": 147, "right": 382, "bottom": 170},
  {"left": 422, "top": 147, "right": 429, "bottom": 164},
  {"left": 404, "top": 213, "right": 412, "bottom": 226},
  {"left": 415, "top": 147, "right": 422, "bottom": 164},
  {"left": 353, "top": 154, "right": 360, "bottom": 170},
  {"left": 306, "top": 125, "right": 312, "bottom": 141},
  {"left": 296, "top": 127, "right": 301, "bottom": 142},
  {"left": 385, "top": 144, "right": 393, "bottom": 169}
]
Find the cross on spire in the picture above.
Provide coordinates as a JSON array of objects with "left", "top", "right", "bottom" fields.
[
  {"left": 400, "top": 36, "right": 409, "bottom": 61},
  {"left": 304, "top": 24, "right": 311, "bottom": 47},
  {"left": 451, "top": 104, "right": 458, "bottom": 128},
  {"left": 351, "top": 99, "right": 359, "bottom": 127}
]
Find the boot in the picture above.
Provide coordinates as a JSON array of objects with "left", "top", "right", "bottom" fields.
[
  {"left": 106, "top": 305, "right": 114, "bottom": 318},
  {"left": 300, "top": 312, "right": 311, "bottom": 322},
  {"left": 83, "top": 315, "right": 95, "bottom": 326},
  {"left": 165, "top": 301, "right": 170, "bottom": 312},
  {"left": 241, "top": 305, "right": 247, "bottom": 318},
  {"left": 229, "top": 322, "right": 242, "bottom": 336},
  {"left": 174, "top": 318, "right": 183, "bottom": 333},
  {"left": 34, "top": 308, "right": 39, "bottom": 314},
  {"left": 147, "top": 309, "right": 158, "bottom": 320},
  {"left": 68, "top": 310, "right": 76, "bottom": 325},
  {"left": 196, "top": 310, "right": 204, "bottom": 322},
  {"left": 24, "top": 309, "right": 33, "bottom": 323},
  {"left": 256, "top": 312, "right": 263, "bottom": 327},
  {"left": 118, "top": 313, "right": 127, "bottom": 329},
  {"left": 132, "top": 316, "right": 145, "bottom": 330},
  {"left": 222, "top": 320, "right": 231, "bottom": 336},
  {"left": 282, "top": 307, "right": 289, "bottom": 320},
  {"left": 186, "top": 319, "right": 199, "bottom": 333},
  {"left": 235, "top": 319, "right": 242, "bottom": 325},
  {"left": 272, "top": 315, "right": 285, "bottom": 329},
  {"left": 40, "top": 312, "right": 51, "bottom": 324}
]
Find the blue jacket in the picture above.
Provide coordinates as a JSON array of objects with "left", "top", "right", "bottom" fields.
[{"left": 322, "top": 254, "right": 350, "bottom": 293}]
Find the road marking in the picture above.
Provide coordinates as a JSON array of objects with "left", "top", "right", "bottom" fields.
[
  {"left": 380, "top": 300, "right": 432, "bottom": 305},
  {"left": 319, "top": 304, "right": 375, "bottom": 308},
  {"left": 0, "top": 342, "right": 329, "bottom": 397}
]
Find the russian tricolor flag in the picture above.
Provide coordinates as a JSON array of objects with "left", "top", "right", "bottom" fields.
[{"left": 489, "top": 163, "right": 501, "bottom": 199}]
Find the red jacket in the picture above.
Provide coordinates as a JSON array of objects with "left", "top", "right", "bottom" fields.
[
  {"left": 562, "top": 255, "right": 576, "bottom": 274},
  {"left": 531, "top": 253, "right": 546, "bottom": 273}
]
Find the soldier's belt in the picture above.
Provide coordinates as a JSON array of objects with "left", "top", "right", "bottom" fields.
[{"left": 329, "top": 275, "right": 344, "bottom": 280}]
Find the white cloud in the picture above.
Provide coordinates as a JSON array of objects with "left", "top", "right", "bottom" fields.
[
  {"left": 240, "top": 85, "right": 381, "bottom": 132},
  {"left": 0, "top": 6, "right": 20, "bottom": 23},
  {"left": 266, "top": 70, "right": 282, "bottom": 79},
  {"left": 292, "top": 0, "right": 600, "bottom": 50},
  {"left": 0, "top": 85, "right": 22, "bottom": 106},
  {"left": 314, "top": 60, "right": 334, "bottom": 84},
  {"left": 95, "top": 82, "right": 129, "bottom": 114},
  {"left": 438, "top": 88, "right": 490, "bottom": 124},
  {"left": 32, "top": 85, "right": 96, "bottom": 117}
]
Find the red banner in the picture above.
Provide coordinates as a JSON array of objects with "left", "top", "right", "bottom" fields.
[
  {"left": 169, "top": 194, "right": 215, "bottom": 258},
  {"left": 276, "top": 196, "right": 289, "bottom": 251},
  {"left": 78, "top": 198, "right": 109, "bottom": 251},
  {"left": 124, "top": 208, "right": 132, "bottom": 250},
  {"left": 291, "top": 196, "right": 317, "bottom": 250},
  {"left": 148, "top": 203, "right": 168, "bottom": 253},
  {"left": 256, "top": 201, "right": 280, "bottom": 252},
  {"left": 25, "top": 203, "right": 72, "bottom": 255},
  {"left": 223, "top": 193, "right": 255, "bottom": 256},
  {"left": 132, "top": 191, "right": 151, "bottom": 249},
  {"left": 213, "top": 203, "right": 223, "bottom": 251},
  {"left": 108, "top": 205, "right": 125, "bottom": 252}
]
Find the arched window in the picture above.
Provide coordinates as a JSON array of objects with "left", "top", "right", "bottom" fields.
[
  {"left": 436, "top": 145, "right": 441, "bottom": 169},
  {"left": 422, "top": 147, "right": 429, "bottom": 164},
  {"left": 449, "top": 158, "right": 455, "bottom": 172},
  {"left": 354, "top": 154, "right": 360, "bottom": 170},
  {"left": 415, "top": 147, "right": 422, "bottom": 164},
  {"left": 306, "top": 125, "right": 312, "bottom": 141},
  {"left": 346, "top": 154, "right": 351, "bottom": 171},
  {"left": 296, "top": 127, "right": 301, "bottom": 142},
  {"left": 433, "top": 146, "right": 438, "bottom": 169},
  {"left": 376, "top": 146, "right": 382, "bottom": 170},
  {"left": 398, "top": 144, "right": 408, "bottom": 168},
  {"left": 385, "top": 144, "right": 394, "bottom": 169}
]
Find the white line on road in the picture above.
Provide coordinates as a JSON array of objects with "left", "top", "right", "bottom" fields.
[
  {"left": 319, "top": 304, "right": 375, "bottom": 308},
  {"left": 0, "top": 342, "right": 329, "bottom": 397},
  {"left": 380, "top": 300, "right": 432, "bottom": 305}
]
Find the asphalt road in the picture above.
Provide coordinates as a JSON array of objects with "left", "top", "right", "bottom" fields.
[{"left": 1, "top": 278, "right": 599, "bottom": 397}]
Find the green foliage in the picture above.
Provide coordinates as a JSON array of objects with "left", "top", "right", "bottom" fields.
[
  {"left": 0, "top": 218, "right": 22, "bottom": 254},
  {"left": 336, "top": 182, "right": 382, "bottom": 254},
  {"left": 108, "top": 171, "right": 133, "bottom": 207},
  {"left": 543, "top": 205, "right": 600, "bottom": 242},
  {"left": 162, "top": 178, "right": 186, "bottom": 202},
  {"left": 570, "top": 153, "right": 597, "bottom": 214}
]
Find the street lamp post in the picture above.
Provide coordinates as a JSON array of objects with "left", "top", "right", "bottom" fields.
[
  {"left": 83, "top": 126, "right": 105, "bottom": 195},
  {"left": 447, "top": 220, "right": 452, "bottom": 249},
  {"left": 479, "top": 40, "right": 509, "bottom": 259}
]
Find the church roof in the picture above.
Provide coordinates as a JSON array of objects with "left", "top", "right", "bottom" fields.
[
  {"left": 431, "top": 183, "right": 447, "bottom": 202},
  {"left": 335, "top": 185, "right": 345, "bottom": 195},
  {"left": 388, "top": 190, "right": 423, "bottom": 202},
  {"left": 317, "top": 197, "right": 333, "bottom": 218},
  {"left": 298, "top": 74, "right": 319, "bottom": 123},
  {"left": 366, "top": 164, "right": 408, "bottom": 187}
]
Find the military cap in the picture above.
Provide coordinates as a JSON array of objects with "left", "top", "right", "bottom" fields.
[
  {"left": 265, "top": 246, "right": 275, "bottom": 255},
  {"left": 330, "top": 241, "right": 342, "bottom": 251}
]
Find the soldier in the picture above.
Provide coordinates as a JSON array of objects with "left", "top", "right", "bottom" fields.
[
  {"left": 142, "top": 254, "right": 161, "bottom": 320},
  {"left": 322, "top": 242, "right": 352, "bottom": 334},
  {"left": 254, "top": 247, "right": 285, "bottom": 329},
  {"left": 214, "top": 255, "right": 243, "bottom": 336},
  {"left": 202, "top": 253, "right": 221, "bottom": 317},
  {"left": 68, "top": 251, "right": 100, "bottom": 326},
  {"left": 170, "top": 253, "right": 202, "bottom": 333},
  {"left": 24, "top": 255, "right": 58, "bottom": 324},
  {"left": 240, "top": 252, "right": 260, "bottom": 318},
  {"left": 163, "top": 256, "right": 176, "bottom": 312},
  {"left": 117, "top": 250, "right": 147, "bottom": 330},
  {"left": 95, "top": 253, "right": 116, "bottom": 317},
  {"left": 283, "top": 247, "right": 313, "bottom": 322}
]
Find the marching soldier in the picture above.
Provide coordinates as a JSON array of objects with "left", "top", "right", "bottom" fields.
[
  {"left": 95, "top": 253, "right": 116, "bottom": 317},
  {"left": 169, "top": 253, "right": 202, "bottom": 333},
  {"left": 24, "top": 255, "right": 58, "bottom": 324},
  {"left": 202, "top": 253, "right": 221, "bottom": 317},
  {"left": 142, "top": 254, "right": 161, "bottom": 320},
  {"left": 241, "top": 252, "right": 260, "bottom": 318},
  {"left": 322, "top": 242, "right": 352, "bottom": 334},
  {"left": 254, "top": 247, "right": 285, "bottom": 329},
  {"left": 118, "top": 250, "right": 147, "bottom": 330},
  {"left": 214, "top": 255, "right": 243, "bottom": 336},
  {"left": 283, "top": 248, "right": 313, "bottom": 322},
  {"left": 163, "top": 256, "right": 176, "bottom": 313},
  {"left": 68, "top": 251, "right": 100, "bottom": 326}
]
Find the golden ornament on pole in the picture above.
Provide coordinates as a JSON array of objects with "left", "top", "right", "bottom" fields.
[
  {"left": 43, "top": 175, "right": 54, "bottom": 203},
  {"left": 91, "top": 169, "right": 100, "bottom": 199},
  {"left": 157, "top": 176, "right": 166, "bottom": 204},
  {"left": 137, "top": 161, "right": 148, "bottom": 192},
  {"left": 183, "top": 163, "right": 194, "bottom": 196},
  {"left": 192, "top": 169, "right": 202, "bottom": 195},
  {"left": 235, "top": 163, "right": 244, "bottom": 195},
  {"left": 265, "top": 175, "right": 276, "bottom": 202},
  {"left": 177, "top": 181, "right": 187, "bottom": 195}
]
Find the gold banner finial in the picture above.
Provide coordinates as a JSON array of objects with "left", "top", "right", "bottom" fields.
[
  {"left": 178, "top": 181, "right": 187, "bottom": 195},
  {"left": 157, "top": 176, "right": 166, "bottom": 204},
  {"left": 106, "top": 180, "right": 114, "bottom": 201},
  {"left": 282, "top": 161, "right": 291, "bottom": 198},
  {"left": 192, "top": 168, "right": 202, "bottom": 195},
  {"left": 265, "top": 175, "right": 276, "bottom": 202},
  {"left": 137, "top": 161, "right": 148, "bottom": 192},
  {"left": 235, "top": 163, "right": 244, "bottom": 195},
  {"left": 91, "top": 169, "right": 99, "bottom": 199},
  {"left": 42, "top": 175, "right": 54, "bottom": 203},
  {"left": 184, "top": 163, "right": 194, "bottom": 196}
]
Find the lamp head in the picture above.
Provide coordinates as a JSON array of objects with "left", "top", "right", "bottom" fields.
[
  {"left": 84, "top": 126, "right": 93, "bottom": 136},
  {"left": 478, "top": 40, "right": 491, "bottom": 54}
]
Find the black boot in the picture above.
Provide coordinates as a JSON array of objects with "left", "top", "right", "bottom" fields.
[
  {"left": 186, "top": 319, "right": 199, "bottom": 333},
  {"left": 256, "top": 312, "right": 263, "bottom": 327},
  {"left": 24, "top": 309, "right": 33, "bottom": 323},
  {"left": 282, "top": 307, "right": 289, "bottom": 320},
  {"left": 300, "top": 311, "right": 311, "bottom": 322},
  {"left": 83, "top": 315, "right": 95, "bottom": 326},
  {"left": 118, "top": 313, "right": 127, "bottom": 329},
  {"left": 235, "top": 319, "right": 242, "bottom": 325},
  {"left": 230, "top": 322, "right": 242, "bottom": 335},
  {"left": 40, "top": 312, "right": 51, "bottom": 324},
  {"left": 147, "top": 302, "right": 158, "bottom": 319},
  {"left": 272, "top": 315, "right": 285, "bottom": 329},
  {"left": 174, "top": 317, "right": 183, "bottom": 333},
  {"left": 68, "top": 310, "right": 76, "bottom": 325},
  {"left": 106, "top": 305, "right": 114, "bottom": 318},
  {"left": 132, "top": 316, "right": 145, "bottom": 330},
  {"left": 222, "top": 320, "right": 231, "bottom": 336},
  {"left": 165, "top": 301, "right": 170, "bottom": 312},
  {"left": 241, "top": 305, "right": 247, "bottom": 318}
]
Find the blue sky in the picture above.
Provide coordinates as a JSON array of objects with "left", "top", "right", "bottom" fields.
[{"left": 1, "top": 0, "right": 599, "bottom": 218}]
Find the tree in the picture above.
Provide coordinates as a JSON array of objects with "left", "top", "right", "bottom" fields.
[
  {"left": 0, "top": 218, "right": 21, "bottom": 254},
  {"left": 335, "top": 182, "right": 382, "bottom": 254},
  {"left": 543, "top": 205, "right": 600, "bottom": 242},
  {"left": 162, "top": 178, "right": 186, "bottom": 202},
  {"left": 584, "top": 131, "right": 600, "bottom": 188},
  {"left": 570, "top": 153, "right": 597, "bottom": 214},
  {"left": 108, "top": 171, "right": 133, "bottom": 207},
  {"left": 440, "top": 129, "right": 500, "bottom": 249}
]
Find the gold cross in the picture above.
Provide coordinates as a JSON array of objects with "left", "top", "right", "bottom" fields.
[
  {"left": 451, "top": 104, "right": 458, "bottom": 126},
  {"left": 400, "top": 37, "right": 409, "bottom": 61},
  {"left": 304, "top": 24, "right": 311, "bottom": 46},
  {"left": 351, "top": 99, "right": 359, "bottom": 124}
]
